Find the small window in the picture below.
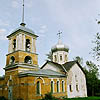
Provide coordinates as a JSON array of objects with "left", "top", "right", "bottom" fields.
[
  {"left": 24, "top": 56, "right": 32, "bottom": 64},
  {"left": 13, "top": 39, "right": 16, "bottom": 51},
  {"left": 26, "top": 39, "right": 31, "bottom": 52},
  {"left": 54, "top": 55, "right": 57, "bottom": 62},
  {"left": 57, "top": 81, "right": 60, "bottom": 93},
  {"left": 10, "top": 56, "right": 15, "bottom": 64},
  {"left": 65, "top": 55, "right": 67, "bottom": 61},
  {"left": 76, "top": 84, "right": 79, "bottom": 92},
  {"left": 62, "top": 81, "right": 64, "bottom": 92},
  {"left": 51, "top": 81, "right": 54, "bottom": 93},
  {"left": 60, "top": 54, "right": 62, "bottom": 61},
  {"left": 69, "top": 85, "right": 72, "bottom": 92},
  {"left": 37, "top": 81, "right": 40, "bottom": 95},
  {"left": 75, "top": 75, "right": 78, "bottom": 82}
]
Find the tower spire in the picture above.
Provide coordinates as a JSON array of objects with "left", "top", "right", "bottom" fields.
[{"left": 20, "top": 0, "right": 26, "bottom": 26}]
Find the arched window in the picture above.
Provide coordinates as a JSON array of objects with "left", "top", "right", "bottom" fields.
[
  {"left": 60, "top": 54, "right": 62, "bottom": 61},
  {"left": 54, "top": 55, "right": 57, "bottom": 62},
  {"left": 26, "top": 39, "right": 30, "bottom": 52},
  {"left": 51, "top": 81, "right": 54, "bottom": 93},
  {"left": 69, "top": 85, "right": 72, "bottom": 92},
  {"left": 65, "top": 55, "right": 67, "bottom": 61},
  {"left": 37, "top": 81, "right": 40, "bottom": 95},
  {"left": 76, "top": 84, "right": 79, "bottom": 92},
  {"left": 24, "top": 56, "right": 32, "bottom": 64},
  {"left": 10, "top": 56, "right": 15, "bottom": 64},
  {"left": 13, "top": 39, "right": 16, "bottom": 51},
  {"left": 62, "top": 81, "right": 64, "bottom": 92},
  {"left": 57, "top": 81, "right": 60, "bottom": 93}
]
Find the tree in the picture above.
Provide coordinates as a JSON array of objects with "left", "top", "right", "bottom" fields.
[
  {"left": 73, "top": 56, "right": 83, "bottom": 66},
  {"left": 46, "top": 51, "right": 53, "bottom": 61},
  {"left": 85, "top": 61, "right": 99, "bottom": 96},
  {"left": 91, "top": 32, "right": 100, "bottom": 61}
]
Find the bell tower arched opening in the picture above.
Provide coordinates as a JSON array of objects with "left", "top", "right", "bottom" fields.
[{"left": 24, "top": 56, "right": 32, "bottom": 64}]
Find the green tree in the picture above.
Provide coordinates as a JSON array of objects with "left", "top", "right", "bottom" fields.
[
  {"left": 46, "top": 51, "right": 53, "bottom": 61},
  {"left": 91, "top": 32, "right": 100, "bottom": 61},
  {"left": 73, "top": 56, "right": 83, "bottom": 65},
  {"left": 85, "top": 61, "right": 99, "bottom": 96}
]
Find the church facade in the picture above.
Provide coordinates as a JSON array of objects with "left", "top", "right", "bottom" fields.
[{"left": 0, "top": 22, "right": 87, "bottom": 100}]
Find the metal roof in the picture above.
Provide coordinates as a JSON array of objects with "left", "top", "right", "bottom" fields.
[
  {"left": 7, "top": 25, "right": 38, "bottom": 38},
  {"left": 19, "top": 69, "right": 66, "bottom": 77},
  {"left": 41, "top": 60, "right": 85, "bottom": 74}
]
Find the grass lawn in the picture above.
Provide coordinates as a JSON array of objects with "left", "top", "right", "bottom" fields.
[{"left": 64, "top": 97, "right": 100, "bottom": 100}]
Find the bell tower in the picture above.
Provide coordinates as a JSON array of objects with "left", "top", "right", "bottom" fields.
[
  {"left": 5, "top": 0, "right": 38, "bottom": 72},
  {"left": 5, "top": 24, "right": 38, "bottom": 71}
]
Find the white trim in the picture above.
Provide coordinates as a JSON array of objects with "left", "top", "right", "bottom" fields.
[
  {"left": 5, "top": 68, "right": 31, "bottom": 73},
  {"left": 34, "top": 77, "right": 45, "bottom": 84}
]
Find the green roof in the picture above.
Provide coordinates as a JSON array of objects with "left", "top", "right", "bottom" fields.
[{"left": 7, "top": 25, "right": 38, "bottom": 38}]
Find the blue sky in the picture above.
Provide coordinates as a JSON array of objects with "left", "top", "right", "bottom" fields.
[{"left": 0, "top": 0, "right": 100, "bottom": 75}]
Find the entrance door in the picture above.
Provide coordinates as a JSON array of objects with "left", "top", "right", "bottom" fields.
[{"left": 8, "top": 86, "right": 13, "bottom": 100}]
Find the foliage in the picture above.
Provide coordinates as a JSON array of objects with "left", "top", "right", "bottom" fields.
[
  {"left": 91, "top": 32, "right": 100, "bottom": 61},
  {"left": 41, "top": 93, "right": 58, "bottom": 100},
  {"left": 16, "top": 98, "right": 23, "bottom": 100},
  {"left": 0, "top": 96, "right": 7, "bottom": 100},
  {"left": 46, "top": 51, "right": 53, "bottom": 61},
  {"left": 84, "top": 61, "right": 99, "bottom": 96},
  {"left": 73, "top": 56, "right": 83, "bottom": 65}
]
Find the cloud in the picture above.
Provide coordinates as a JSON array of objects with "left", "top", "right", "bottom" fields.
[
  {"left": 0, "top": 29, "right": 7, "bottom": 40},
  {"left": 11, "top": 0, "right": 19, "bottom": 8},
  {"left": 39, "top": 25, "right": 48, "bottom": 34},
  {"left": 25, "top": 0, "right": 33, "bottom": 8},
  {"left": 0, "top": 20, "right": 9, "bottom": 26}
]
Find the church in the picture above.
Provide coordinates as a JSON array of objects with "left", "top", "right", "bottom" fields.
[{"left": 0, "top": 1, "right": 87, "bottom": 100}]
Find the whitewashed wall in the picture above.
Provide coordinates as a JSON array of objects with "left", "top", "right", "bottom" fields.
[{"left": 67, "top": 63, "right": 87, "bottom": 98}]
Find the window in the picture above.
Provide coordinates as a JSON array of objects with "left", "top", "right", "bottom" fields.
[
  {"left": 26, "top": 39, "right": 31, "bottom": 52},
  {"left": 76, "top": 84, "right": 79, "bottom": 92},
  {"left": 57, "top": 81, "right": 60, "bottom": 93},
  {"left": 54, "top": 55, "right": 57, "bottom": 62},
  {"left": 51, "top": 81, "right": 54, "bottom": 93},
  {"left": 75, "top": 75, "right": 78, "bottom": 82},
  {"left": 60, "top": 54, "right": 62, "bottom": 61},
  {"left": 69, "top": 85, "right": 72, "bottom": 92},
  {"left": 13, "top": 39, "right": 16, "bottom": 51},
  {"left": 37, "top": 81, "right": 40, "bottom": 95},
  {"left": 65, "top": 55, "right": 67, "bottom": 61},
  {"left": 62, "top": 81, "right": 64, "bottom": 92},
  {"left": 10, "top": 56, "right": 15, "bottom": 64},
  {"left": 24, "top": 56, "right": 32, "bottom": 64}
]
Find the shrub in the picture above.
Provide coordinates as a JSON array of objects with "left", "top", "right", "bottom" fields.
[
  {"left": 41, "top": 93, "right": 58, "bottom": 100},
  {"left": 0, "top": 96, "right": 7, "bottom": 100}
]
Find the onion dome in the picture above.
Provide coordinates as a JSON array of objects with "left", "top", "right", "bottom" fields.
[{"left": 51, "top": 40, "right": 69, "bottom": 53}]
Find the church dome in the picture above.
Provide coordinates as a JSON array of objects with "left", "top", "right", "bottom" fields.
[{"left": 51, "top": 40, "right": 69, "bottom": 52}]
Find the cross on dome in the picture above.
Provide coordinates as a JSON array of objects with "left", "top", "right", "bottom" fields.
[{"left": 57, "top": 30, "right": 62, "bottom": 40}]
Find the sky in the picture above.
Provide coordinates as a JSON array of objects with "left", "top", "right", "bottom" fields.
[{"left": 0, "top": 0, "right": 100, "bottom": 75}]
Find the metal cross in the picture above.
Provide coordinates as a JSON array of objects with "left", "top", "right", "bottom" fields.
[{"left": 57, "top": 31, "right": 62, "bottom": 39}]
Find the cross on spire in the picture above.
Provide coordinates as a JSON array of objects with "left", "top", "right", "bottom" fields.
[
  {"left": 20, "top": 0, "right": 26, "bottom": 26},
  {"left": 57, "top": 30, "right": 62, "bottom": 40}
]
